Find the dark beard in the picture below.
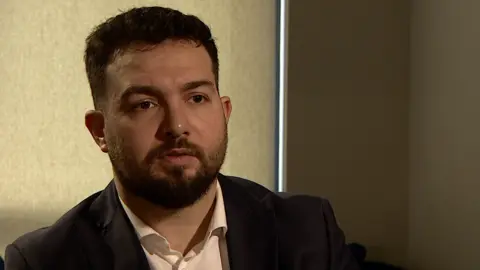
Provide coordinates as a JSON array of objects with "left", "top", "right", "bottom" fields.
[{"left": 108, "top": 132, "right": 228, "bottom": 209}]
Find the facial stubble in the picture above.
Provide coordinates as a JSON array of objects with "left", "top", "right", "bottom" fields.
[{"left": 108, "top": 126, "right": 228, "bottom": 209}]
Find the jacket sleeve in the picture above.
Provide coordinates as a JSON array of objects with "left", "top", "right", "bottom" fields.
[
  {"left": 321, "top": 199, "right": 361, "bottom": 270},
  {"left": 5, "top": 244, "right": 32, "bottom": 270}
]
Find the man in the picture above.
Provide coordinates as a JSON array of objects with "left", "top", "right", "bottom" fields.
[{"left": 5, "top": 6, "right": 359, "bottom": 270}]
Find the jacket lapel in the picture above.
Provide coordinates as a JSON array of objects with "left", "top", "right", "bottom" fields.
[
  {"left": 87, "top": 181, "right": 150, "bottom": 270},
  {"left": 85, "top": 176, "right": 279, "bottom": 270},
  {"left": 219, "top": 174, "right": 279, "bottom": 270}
]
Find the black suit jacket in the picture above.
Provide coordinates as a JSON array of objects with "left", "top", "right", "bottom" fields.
[{"left": 5, "top": 174, "right": 360, "bottom": 270}]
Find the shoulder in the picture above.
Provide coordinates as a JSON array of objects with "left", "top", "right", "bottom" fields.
[
  {"left": 273, "top": 192, "right": 336, "bottom": 233},
  {"left": 223, "top": 174, "right": 333, "bottom": 221},
  {"left": 6, "top": 191, "right": 102, "bottom": 266},
  {"left": 223, "top": 175, "right": 358, "bottom": 268},
  {"left": 224, "top": 175, "right": 340, "bottom": 247}
]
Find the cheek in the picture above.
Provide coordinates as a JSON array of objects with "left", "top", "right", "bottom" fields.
[
  {"left": 131, "top": 127, "right": 158, "bottom": 155},
  {"left": 193, "top": 114, "right": 226, "bottom": 144},
  {"left": 108, "top": 122, "right": 157, "bottom": 157}
]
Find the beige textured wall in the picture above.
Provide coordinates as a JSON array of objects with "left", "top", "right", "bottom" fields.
[
  {"left": 286, "top": 1, "right": 409, "bottom": 267},
  {"left": 409, "top": 1, "right": 480, "bottom": 269},
  {"left": 0, "top": 0, "right": 276, "bottom": 255}
]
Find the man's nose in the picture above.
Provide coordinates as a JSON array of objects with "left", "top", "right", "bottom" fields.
[{"left": 162, "top": 105, "right": 189, "bottom": 139}]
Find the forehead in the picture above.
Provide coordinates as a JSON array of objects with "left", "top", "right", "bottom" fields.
[{"left": 105, "top": 40, "right": 215, "bottom": 93}]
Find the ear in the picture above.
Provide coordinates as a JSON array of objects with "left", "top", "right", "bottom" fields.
[
  {"left": 220, "top": 96, "right": 232, "bottom": 124},
  {"left": 85, "top": 110, "right": 109, "bottom": 153}
]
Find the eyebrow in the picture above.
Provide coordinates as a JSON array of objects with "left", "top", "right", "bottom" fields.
[
  {"left": 120, "top": 85, "right": 159, "bottom": 101},
  {"left": 182, "top": 80, "right": 215, "bottom": 91},
  {"left": 120, "top": 80, "right": 216, "bottom": 100}
]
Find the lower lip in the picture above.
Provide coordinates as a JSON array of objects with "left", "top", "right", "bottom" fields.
[{"left": 163, "top": 155, "right": 196, "bottom": 164}]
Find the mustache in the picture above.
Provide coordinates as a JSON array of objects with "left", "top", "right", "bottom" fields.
[{"left": 147, "top": 138, "right": 202, "bottom": 160}]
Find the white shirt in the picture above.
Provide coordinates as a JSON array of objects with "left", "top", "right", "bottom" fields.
[{"left": 119, "top": 182, "right": 230, "bottom": 270}]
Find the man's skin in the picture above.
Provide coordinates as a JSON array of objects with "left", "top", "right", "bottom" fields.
[{"left": 85, "top": 39, "right": 232, "bottom": 254}]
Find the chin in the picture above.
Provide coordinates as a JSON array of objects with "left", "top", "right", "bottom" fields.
[
  {"left": 181, "top": 167, "right": 202, "bottom": 178},
  {"left": 150, "top": 166, "right": 199, "bottom": 179}
]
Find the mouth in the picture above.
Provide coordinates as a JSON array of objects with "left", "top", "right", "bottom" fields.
[
  {"left": 161, "top": 148, "right": 197, "bottom": 164},
  {"left": 164, "top": 148, "right": 195, "bottom": 157}
]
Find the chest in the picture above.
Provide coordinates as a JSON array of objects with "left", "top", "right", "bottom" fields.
[{"left": 141, "top": 234, "right": 229, "bottom": 270}]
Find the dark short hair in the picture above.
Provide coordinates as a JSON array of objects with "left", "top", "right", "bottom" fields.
[{"left": 84, "top": 6, "right": 219, "bottom": 109}]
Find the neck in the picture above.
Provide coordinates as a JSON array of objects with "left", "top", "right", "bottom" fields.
[{"left": 116, "top": 179, "right": 218, "bottom": 255}]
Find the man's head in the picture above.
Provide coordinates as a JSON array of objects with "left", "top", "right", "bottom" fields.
[{"left": 84, "top": 6, "right": 232, "bottom": 209}]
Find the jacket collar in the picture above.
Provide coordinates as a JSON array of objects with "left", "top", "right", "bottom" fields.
[
  {"left": 218, "top": 174, "right": 279, "bottom": 270},
  {"left": 88, "top": 180, "right": 150, "bottom": 270},
  {"left": 87, "top": 174, "right": 278, "bottom": 270}
]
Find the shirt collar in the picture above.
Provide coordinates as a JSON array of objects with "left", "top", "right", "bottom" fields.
[
  {"left": 118, "top": 181, "right": 228, "bottom": 241},
  {"left": 208, "top": 180, "right": 228, "bottom": 236}
]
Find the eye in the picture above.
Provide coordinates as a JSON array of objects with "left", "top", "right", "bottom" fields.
[
  {"left": 189, "top": 95, "right": 207, "bottom": 104},
  {"left": 134, "top": 101, "right": 157, "bottom": 110}
]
